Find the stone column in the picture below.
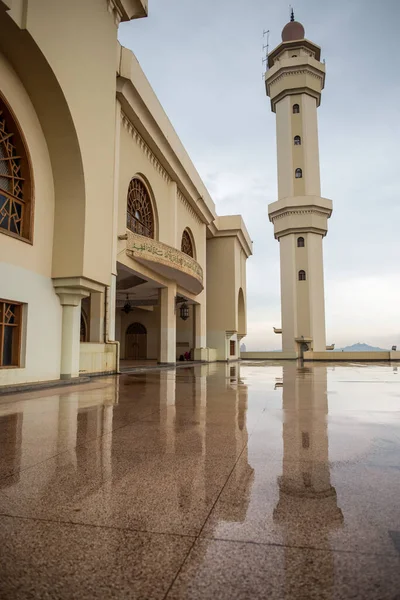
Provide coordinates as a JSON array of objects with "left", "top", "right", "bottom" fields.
[
  {"left": 108, "top": 274, "right": 117, "bottom": 341},
  {"left": 193, "top": 300, "right": 207, "bottom": 349},
  {"left": 56, "top": 291, "right": 89, "bottom": 379},
  {"left": 158, "top": 284, "right": 177, "bottom": 364},
  {"left": 89, "top": 291, "right": 105, "bottom": 343},
  {"left": 237, "top": 334, "right": 245, "bottom": 358}
]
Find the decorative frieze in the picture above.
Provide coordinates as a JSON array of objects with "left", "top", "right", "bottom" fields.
[
  {"left": 177, "top": 189, "right": 203, "bottom": 226},
  {"left": 126, "top": 231, "right": 203, "bottom": 292},
  {"left": 271, "top": 208, "right": 329, "bottom": 222},
  {"left": 268, "top": 68, "right": 323, "bottom": 88},
  {"left": 121, "top": 112, "right": 171, "bottom": 183}
]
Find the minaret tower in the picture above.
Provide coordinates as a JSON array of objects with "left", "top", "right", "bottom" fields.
[{"left": 266, "top": 11, "right": 332, "bottom": 354}]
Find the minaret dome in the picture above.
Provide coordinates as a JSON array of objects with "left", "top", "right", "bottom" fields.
[{"left": 281, "top": 10, "right": 305, "bottom": 42}]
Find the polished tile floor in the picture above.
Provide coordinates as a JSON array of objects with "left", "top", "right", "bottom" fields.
[{"left": 0, "top": 361, "right": 400, "bottom": 599}]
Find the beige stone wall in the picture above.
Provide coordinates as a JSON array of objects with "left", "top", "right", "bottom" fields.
[
  {"left": 79, "top": 343, "right": 118, "bottom": 375},
  {"left": 241, "top": 352, "right": 298, "bottom": 360},
  {"left": 117, "top": 121, "right": 207, "bottom": 281},
  {"left": 23, "top": 0, "right": 117, "bottom": 284},
  {"left": 0, "top": 51, "right": 62, "bottom": 386},
  {"left": 304, "top": 351, "right": 391, "bottom": 361}
]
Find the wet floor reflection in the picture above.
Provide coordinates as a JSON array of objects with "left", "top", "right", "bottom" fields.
[
  {"left": 1, "top": 362, "right": 400, "bottom": 598},
  {"left": 274, "top": 363, "right": 343, "bottom": 599}
]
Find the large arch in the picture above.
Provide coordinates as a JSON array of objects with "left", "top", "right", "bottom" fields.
[
  {"left": 0, "top": 9, "right": 86, "bottom": 278},
  {"left": 238, "top": 287, "right": 246, "bottom": 336}
]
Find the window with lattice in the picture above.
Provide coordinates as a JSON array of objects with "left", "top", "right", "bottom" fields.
[
  {"left": 127, "top": 178, "right": 154, "bottom": 238},
  {"left": 0, "top": 96, "right": 32, "bottom": 241},
  {"left": 0, "top": 299, "right": 22, "bottom": 368},
  {"left": 181, "top": 229, "right": 194, "bottom": 257}
]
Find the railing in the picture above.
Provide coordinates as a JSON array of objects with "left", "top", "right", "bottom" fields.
[{"left": 126, "top": 212, "right": 152, "bottom": 238}]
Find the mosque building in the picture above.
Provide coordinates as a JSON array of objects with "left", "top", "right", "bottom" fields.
[{"left": 0, "top": 0, "right": 252, "bottom": 387}]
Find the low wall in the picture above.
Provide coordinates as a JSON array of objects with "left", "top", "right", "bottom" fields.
[
  {"left": 193, "top": 348, "right": 218, "bottom": 362},
  {"left": 241, "top": 351, "right": 298, "bottom": 360},
  {"left": 79, "top": 342, "right": 118, "bottom": 375},
  {"left": 303, "top": 351, "right": 397, "bottom": 362}
]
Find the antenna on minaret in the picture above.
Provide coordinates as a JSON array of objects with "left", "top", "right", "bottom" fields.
[{"left": 262, "top": 29, "right": 270, "bottom": 78}]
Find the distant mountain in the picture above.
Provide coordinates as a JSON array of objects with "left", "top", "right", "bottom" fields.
[{"left": 339, "top": 343, "right": 388, "bottom": 352}]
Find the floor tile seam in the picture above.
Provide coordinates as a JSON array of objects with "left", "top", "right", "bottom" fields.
[
  {"left": 0, "top": 511, "right": 197, "bottom": 541},
  {"left": 162, "top": 442, "right": 251, "bottom": 599},
  {"left": 0, "top": 407, "right": 164, "bottom": 485},
  {"left": 198, "top": 534, "right": 400, "bottom": 558}
]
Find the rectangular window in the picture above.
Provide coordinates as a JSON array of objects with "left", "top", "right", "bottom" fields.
[
  {"left": 0, "top": 299, "right": 22, "bottom": 368},
  {"left": 230, "top": 340, "right": 236, "bottom": 356}
]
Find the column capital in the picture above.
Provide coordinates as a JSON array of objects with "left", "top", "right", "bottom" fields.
[
  {"left": 53, "top": 277, "right": 105, "bottom": 306},
  {"left": 225, "top": 330, "right": 236, "bottom": 340},
  {"left": 56, "top": 291, "right": 89, "bottom": 307}
]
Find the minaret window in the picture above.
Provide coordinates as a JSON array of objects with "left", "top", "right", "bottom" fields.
[
  {"left": 298, "top": 270, "right": 306, "bottom": 281},
  {"left": 295, "top": 168, "right": 303, "bottom": 178},
  {"left": 293, "top": 104, "right": 300, "bottom": 114},
  {"left": 297, "top": 237, "right": 305, "bottom": 247},
  {"left": 294, "top": 135, "right": 301, "bottom": 145}
]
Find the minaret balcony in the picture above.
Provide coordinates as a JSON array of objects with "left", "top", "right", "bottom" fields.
[
  {"left": 268, "top": 195, "right": 332, "bottom": 239},
  {"left": 265, "top": 55, "right": 325, "bottom": 111}
]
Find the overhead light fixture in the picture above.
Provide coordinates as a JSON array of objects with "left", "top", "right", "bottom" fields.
[
  {"left": 122, "top": 294, "right": 133, "bottom": 314},
  {"left": 179, "top": 302, "right": 189, "bottom": 321},
  {"left": 175, "top": 296, "right": 190, "bottom": 321}
]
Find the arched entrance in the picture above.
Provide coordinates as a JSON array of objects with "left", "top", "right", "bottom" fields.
[
  {"left": 126, "top": 322, "right": 147, "bottom": 360},
  {"left": 80, "top": 310, "right": 88, "bottom": 342}
]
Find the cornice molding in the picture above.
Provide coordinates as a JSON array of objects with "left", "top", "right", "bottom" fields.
[
  {"left": 106, "top": 0, "right": 123, "bottom": 25},
  {"left": 106, "top": 0, "right": 147, "bottom": 25},
  {"left": 270, "top": 208, "right": 330, "bottom": 222},
  {"left": 121, "top": 112, "right": 172, "bottom": 184},
  {"left": 268, "top": 68, "right": 323, "bottom": 88}
]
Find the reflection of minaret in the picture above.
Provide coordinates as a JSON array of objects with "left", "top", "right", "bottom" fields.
[{"left": 274, "top": 363, "right": 343, "bottom": 596}]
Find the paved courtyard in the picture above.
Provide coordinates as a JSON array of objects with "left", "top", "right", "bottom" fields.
[{"left": 0, "top": 361, "right": 399, "bottom": 599}]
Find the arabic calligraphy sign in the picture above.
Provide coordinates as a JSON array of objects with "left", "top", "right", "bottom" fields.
[{"left": 126, "top": 231, "right": 203, "bottom": 285}]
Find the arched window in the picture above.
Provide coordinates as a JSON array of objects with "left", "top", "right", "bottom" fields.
[
  {"left": 298, "top": 270, "right": 306, "bottom": 281},
  {"left": 297, "top": 237, "right": 305, "bottom": 247},
  {"left": 295, "top": 168, "right": 303, "bottom": 178},
  {"left": 0, "top": 95, "right": 32, "bottom": 240},
  {"left": 127, "top": 178, "right": 154, "bottom": 238},
  {"left": 293, "top": 104, "right": 300, "bottom": 114},
  {"left": 126, "top": 322, "right": 147, "bottom": 335},
  {"left": 181, "top": 229, "right": 194, "bottom": 257},
  {"left": 294, "top": 135, "right": 301, "bottom": 145}
]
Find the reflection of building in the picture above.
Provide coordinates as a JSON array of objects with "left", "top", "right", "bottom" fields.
[
  {"left": 0, "top": 2, "right": 251, "bottom": 388},
  {"left": 274, "top": 362, "right": 343, "bottom": 595},
  {"left": 0, "top": 377, "right": 120, "bottom": 490},
  {"left": 266, "top": 13, "right": 332, "bottom": 354},
  {"left": 0, "top": 364, "right": 253, "bottom": 531}
]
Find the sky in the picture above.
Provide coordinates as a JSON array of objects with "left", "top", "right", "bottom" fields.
[{"left": 119, "top": 0, "right": 400, "bottom": 350}]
